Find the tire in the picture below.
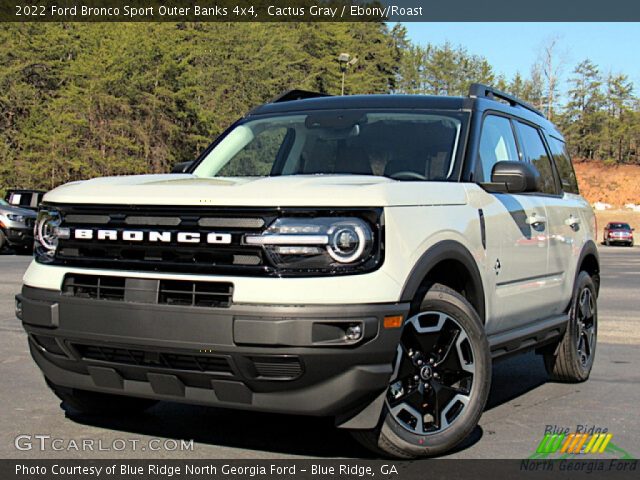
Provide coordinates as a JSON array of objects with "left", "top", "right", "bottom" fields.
[
  {"left": 544, "top": 271, "right": 597, "bottom": 382},
  {"left": 46, "top": 379, "right": 157, "bottom": 416},
  {"left": 604, "top": 239, "right": 610, "bottom": 246},
  {"left": 351, "top": 284, "right": 491, "bottom": 458},
  {"left": 0, "top": 230, "right": 6, "bottom": 251}
]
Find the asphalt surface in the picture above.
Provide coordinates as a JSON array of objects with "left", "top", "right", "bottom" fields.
[{"left": 1, "top": 247, "right": 638, "bottom": 459}]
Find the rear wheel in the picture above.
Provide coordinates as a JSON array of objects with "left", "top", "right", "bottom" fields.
[
  {"left": 544, "top": 271, "right": 597, "bottom": 382},
  {"left": 351, "top": 284, "right": 491, "bottom": 458},
  {"left": 0, "top": 230, "right": 6, "bottom": 251},
  {"left": 46, "top": 379, "right": 157, "bottom": 415}
]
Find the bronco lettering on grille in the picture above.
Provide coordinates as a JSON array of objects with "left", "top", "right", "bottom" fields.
[{"left": 73, "top": 229, "right": 232, "bottom": 245}]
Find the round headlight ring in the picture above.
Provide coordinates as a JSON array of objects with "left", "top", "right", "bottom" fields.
[
  {"left": 35, "top": 210, "right": 62, "bottom": 254},
  {"left": 327, "top": 222, "right": 368, "bottom": 264}
]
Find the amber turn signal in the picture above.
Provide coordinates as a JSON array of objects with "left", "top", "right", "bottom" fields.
[{"left": 383, "top": 315, "right": 403, "bottom": 329}]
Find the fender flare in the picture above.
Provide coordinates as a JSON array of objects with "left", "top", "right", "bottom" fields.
[
  {"left": 400, "top": 239, "right": 486, "bottom": 322},
  {"left": 575, "top": 239, "right": 600, "bottom": 296}
]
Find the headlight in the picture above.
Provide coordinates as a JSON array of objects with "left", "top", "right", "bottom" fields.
[
  {"left": 34, "top": 209, "right": 69, "bottom": 262},
  {"left": 245, "top": 217, "right": 376, "bottom": 273},
  {"left": 7, "top": 214, "right": 26, "bottom": 223}
]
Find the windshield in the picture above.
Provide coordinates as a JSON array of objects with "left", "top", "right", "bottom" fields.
[
  {"left": 0, "top": 199, "right": 8, "bottom": 206},
  {"left": 193, "top": 111, "right": 464, "bottom": 181}
]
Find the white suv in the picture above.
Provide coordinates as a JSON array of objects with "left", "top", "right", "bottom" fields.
[{"left": 17, "top": 85, "right": 599, "bottom": 458}]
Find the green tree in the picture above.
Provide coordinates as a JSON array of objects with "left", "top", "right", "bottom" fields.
[
  {"left": 560, "top": 59, "right": 605, "bottom": 160},
  {"left": 602, "top": 73, "right": 634, "bottom": 163}
]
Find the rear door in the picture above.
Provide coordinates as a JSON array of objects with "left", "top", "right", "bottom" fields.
[
  {"left": 542, "top": 134, "right": 589, "bottom": 311},
  {"left": 514, "top": 122, "right": 571, "bottom": 316}
]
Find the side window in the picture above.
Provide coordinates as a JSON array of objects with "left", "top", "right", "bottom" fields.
[
  {"left": 547, "top": 137, "right": 579, "bottom": 194},
  {"left": 516, "top": 123, "right": 558, "bottom": 195},
  {"left": 477, "top": 115, "right": 519, "bottom": 182}
]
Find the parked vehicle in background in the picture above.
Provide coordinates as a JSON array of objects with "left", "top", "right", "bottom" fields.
[
  {"left": 603, "top": 222, "right": 634, "bottom": 247},
  {"left": 0, "top": 199, "right": 36, "bottom": 253},
  {"left": 5, "top": 189, "right": 46, "bottom": 212},
  {"left": 17, "top": 85, "right": 600, "bottom": 458}
]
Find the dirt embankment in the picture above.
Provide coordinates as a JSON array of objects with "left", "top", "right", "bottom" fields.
[
  {"left": 574, "top": 162, "right": 640, "bottom": 208},
  {"left": 573, "top": 162, "right": 640, "bottom": 240}
]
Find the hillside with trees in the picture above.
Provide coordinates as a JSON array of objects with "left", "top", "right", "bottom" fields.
[{"left": 1, "top": 23, "right": 638, "bottom": 200}]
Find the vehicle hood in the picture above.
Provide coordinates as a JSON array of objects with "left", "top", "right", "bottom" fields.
[
  {"left": 43, "top": 174, "right": 468, "bottom": 207},
  {"left": 0, "top": 204, "right": 37, "bottom": 217}
]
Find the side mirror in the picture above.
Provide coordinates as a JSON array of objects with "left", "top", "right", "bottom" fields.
[
  {"left": 482, "top": 161, "right": 541, "bottom": 194},
  {"left": 171, "top": 161, "right": 194, "bottom": 174}
]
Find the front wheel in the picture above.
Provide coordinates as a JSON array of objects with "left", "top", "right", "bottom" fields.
[
  {"left": 352, "top": 284, "right": 491, "bottom": 458},
  {"left": 544, "top": 271, "right": 597, "bottom": 382}
]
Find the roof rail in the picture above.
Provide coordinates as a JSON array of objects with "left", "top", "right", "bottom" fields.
[
  {"left": 269, "top": 89, "right": 331, "bottom": 104},
  {"left": 468, "top": 83, "right": 545, "bottom": 118}
]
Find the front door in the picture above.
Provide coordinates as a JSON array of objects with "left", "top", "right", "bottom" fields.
[{"left": 473, "top": 114, "right": 551, "bottom": 334}]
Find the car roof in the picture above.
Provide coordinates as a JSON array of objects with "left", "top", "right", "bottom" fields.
[
  {"left": 248, "top": 93, "right": 563, "bottom": 140},
  {"left": 250, "top": 94, "right": 470, "bottom": 115},
  {"left": 6, "top": 189, "right": 45, "bottom": 194}
]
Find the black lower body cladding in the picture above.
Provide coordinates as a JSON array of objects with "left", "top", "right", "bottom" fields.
[{"left": 18, "top": 286, "right": 408, "bottom": 419}]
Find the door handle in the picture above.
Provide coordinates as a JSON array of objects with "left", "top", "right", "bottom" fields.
[
  {"left": 526, "top": 214, "right": 547, "bottom": 226},
  {"left": 565, "top": 215, "right": 581, "bottom": 230}
]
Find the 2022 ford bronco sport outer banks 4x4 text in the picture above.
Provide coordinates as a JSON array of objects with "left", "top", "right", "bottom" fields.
[{"left": 17, "top": 85, "right": 599, "bottom": 458}]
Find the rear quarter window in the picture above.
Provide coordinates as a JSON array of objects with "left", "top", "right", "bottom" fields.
[
  {"left": 516, "top": 122, "right": 558, "bottom": 195},
  {"left": 547, "top": 136, "right": 579, "bottom": 195}
]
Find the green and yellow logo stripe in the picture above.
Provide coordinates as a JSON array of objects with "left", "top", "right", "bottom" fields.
[{"left": 535, "top": 433, "right": 616, "bottom": 455}]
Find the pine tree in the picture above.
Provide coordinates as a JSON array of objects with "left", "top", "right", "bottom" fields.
[
  {"left": 560, "top": 60, "right": 605, "bottom": 160},
  {"left": 603, "top": 73, "right": 634, "bottom": 163}
]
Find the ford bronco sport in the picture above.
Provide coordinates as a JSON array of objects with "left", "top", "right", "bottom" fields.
[{"left": 17, "top": 85, "right": 599, "bottom": 458}]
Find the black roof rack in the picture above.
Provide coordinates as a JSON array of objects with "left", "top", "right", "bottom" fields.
[
  {"left": 468, "top": 83, "right": 545, "bottom": 118},
  {"left": 269, "top": 89, "right": 331, "bottom": 104}
]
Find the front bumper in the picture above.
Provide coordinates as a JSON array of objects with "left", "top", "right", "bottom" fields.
[
  {"left": 18, "top": 286, "right": 408, "bottom": 420},
  {"left": 4, "top": 226, "right": 34, "bottom": 247},
  {"left": 607, "top": 236, "right": 633, "bottom": 244}
]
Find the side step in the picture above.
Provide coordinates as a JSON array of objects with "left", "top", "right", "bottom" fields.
[{"left": 488, "top": 314, "right": 568, "bottom": 360}]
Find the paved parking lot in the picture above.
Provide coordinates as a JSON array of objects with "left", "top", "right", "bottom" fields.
[{"left": 1, "top": 247, "right": 638, "bottom": 459}]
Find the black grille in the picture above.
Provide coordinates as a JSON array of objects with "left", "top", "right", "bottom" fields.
[
  {"left": 53, "top": 205, "right": 274, "bottom": 275},
  {"left": 45, "top": 205, "right": 382, "bottom": 276},
  {"left": 73, "top": 343, "right": 233, "bottom": 374},
  {"left": 62, "top": 275, "right": 126, "bottom": 301},
  {"left": 250, "top": 356, "right": 303, "bottom": 380},
  {"left": 159, "top": 280, "right": 233, "bottom": 308},
  {"left": 62, "top": 274, "right": 233, "bottom": 308}
]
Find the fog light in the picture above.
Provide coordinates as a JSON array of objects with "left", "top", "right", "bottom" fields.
[
  {"left": 345, "top": 323, "right": 363, "bottom": 342},
  {"left": 15, "top": 298, "right": 23, "bottom": 320}
]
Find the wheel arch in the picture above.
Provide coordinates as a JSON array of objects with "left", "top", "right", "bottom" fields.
[
  {"left": 576, "top": 240, "right": 600, "bottom": 297},
  {"left": 400, "top": 240, "right": 486, "bottom": 324}
]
